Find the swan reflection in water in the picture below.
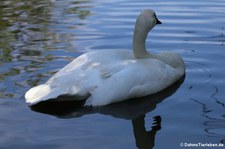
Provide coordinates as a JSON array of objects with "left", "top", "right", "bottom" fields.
[
  {"left": 31, "top": 76, "right": 184, "bottom": 149},
  {"left": 132, "top": 115, "right": 161, "bottom": 149}
]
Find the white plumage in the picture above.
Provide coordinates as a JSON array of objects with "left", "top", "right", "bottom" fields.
[{"left": 25, "top": 9, "right": 185, "bottom": 106}]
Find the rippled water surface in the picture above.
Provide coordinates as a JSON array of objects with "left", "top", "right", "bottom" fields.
[{"left": 0, "top": 0, "right": 225, "bottom": 148}]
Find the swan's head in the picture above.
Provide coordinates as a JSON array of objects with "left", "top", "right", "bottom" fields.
[{"left": 136, "top": 9, "right": 161, "bottom": 33}]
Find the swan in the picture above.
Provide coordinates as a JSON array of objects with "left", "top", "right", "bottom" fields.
[{"left": 25, "top": 9, "right": 185, "bottom": 106}]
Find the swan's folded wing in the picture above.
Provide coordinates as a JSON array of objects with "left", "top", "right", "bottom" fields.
[{"left": 87, "top": 59, "right": 182, "bottom": 106}]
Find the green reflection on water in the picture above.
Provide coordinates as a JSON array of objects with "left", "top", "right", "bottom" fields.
[
  {"left": 0, "top": 0, "right": 93, "bottom": 98},
  {"left": 0, "top": 0, "right": 53, "bottom": 98},
  {"left": 0, "top": 0, "right": 52, "bottom": 62}
]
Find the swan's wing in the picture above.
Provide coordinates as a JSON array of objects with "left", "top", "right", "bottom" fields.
[{"left": 87, "top": 59, "right": 183, "bottom": 106}]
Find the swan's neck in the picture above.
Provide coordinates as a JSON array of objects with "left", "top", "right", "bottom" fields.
[{"left": 133, "top": 25, "right": 152, "bottom": 59}]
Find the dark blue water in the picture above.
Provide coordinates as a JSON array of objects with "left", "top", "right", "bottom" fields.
[{"left": 0, "top": 0, "right": 224, "bottom": 148}]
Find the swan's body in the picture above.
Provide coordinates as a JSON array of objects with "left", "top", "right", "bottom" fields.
[{"left": 25, "top": 9, "right": 185, "bottom": 106}]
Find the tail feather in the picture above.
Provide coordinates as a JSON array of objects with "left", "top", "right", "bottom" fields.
[{"left": 25, "top": 84, "right": 60, "bottom": 105}]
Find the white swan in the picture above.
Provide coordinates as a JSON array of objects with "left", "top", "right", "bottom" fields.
[{"left": 25, "top": 9, "right": 185, "bottom": 106}]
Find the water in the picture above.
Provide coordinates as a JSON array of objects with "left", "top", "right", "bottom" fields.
[{"left": 0, "top": 0, "right": 224, "bottom": 148}]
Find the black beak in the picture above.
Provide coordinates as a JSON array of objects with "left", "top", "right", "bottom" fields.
[{"left": 156, "top": 17, "right": 162, "bottom": 24}]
